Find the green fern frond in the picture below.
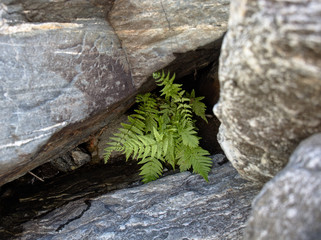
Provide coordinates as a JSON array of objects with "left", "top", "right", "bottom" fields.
[
  {"left": 138, "top": 157, "right": 163, "bottom": 183},
  {"left": 176, "top": 145, "right": 212, "bottom": 182},
  {"left": 152, "top": 71, "right": 162, "bottom": 80},
  {"left": 154, "top": 70, "right": 175, "bottom": 86},
  {"left": 179, "top": 126, "right": 199, "bottom": 148},
  {"left": 161, "top": 83, "right": 183, "bottom": 100},
  {"left": 189, "top": 147, "right": 212, "bottom": 182},
  {"left": 164, "top": 132, "right": 176, "bottom": 169},
  {"left": 104, "top": 70, "right": 212, "bottom": 183},
  {"left": 187, "top": 90, "right": 208, "bottom": 123}
]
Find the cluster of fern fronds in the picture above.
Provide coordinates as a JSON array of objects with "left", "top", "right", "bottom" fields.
[{"left": 104, "top": 71, "right": 212, "bottom": 183}]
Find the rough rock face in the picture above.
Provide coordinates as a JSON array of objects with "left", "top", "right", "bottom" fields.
[
  {"left": 214, "top": 0, "right": 321, "bottom": 182},
  {"left": 245, "top": 133, "right": 321, "bottom": 240},
  {"left": 0, "top": 0, "right": 134, "bottom": 186},
  {"left": 17, "top": 162, "right": 262, "bottom": 240},
  {"left": 109, "top": 0, "right": 229, "bottom": 87},
  {"left": 0, "top": 160, "right": 141, "bottom": 239},
  {"left": 50, "top": 147, "right": 91, "bottom": 172},
  {"left": 0, "top": 0, "right": 229, "bottom": 186}
]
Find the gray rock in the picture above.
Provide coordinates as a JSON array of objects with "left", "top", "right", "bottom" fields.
[
  {"left": 0, "top": 0, "right": 229, "bottom": 186},
  {"left": 0, "top": 0, "right": 134, "bottom": 186},
  {"left": 18, "top": 162, "right": 262, "bottom": 240},
  {"left": 211, "top": 153, "right": 228, "bottom": 167},
  {"left": 109, "top": 0, "right": 229, "bottom": 87},
  {"left": 244, "top": 133, "right": 321, "bottom": 240},
  {"left": 214, "top": 0, "right": 321, "bottom": 182},
  {"left": 51, "top": 147, "right": 91, "bottom": 172}
]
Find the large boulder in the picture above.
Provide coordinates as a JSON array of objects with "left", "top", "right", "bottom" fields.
[
  {"left": 17, "top": 161, "right": 262, "bottom": 240},
  {"left": 0, "top": 0, "right": 229, "bottom": 186},
  {"left": 245, "top": 133, "right": 321, "bottom": 240},
  {"left": 0, "top": 0, "right": 135, "bottom": 186},
  {"left": 109, "top": 0, "right": 229, "bottom": 87},
  {"left": 214, "top": 0, "right": 321, "bottom": 183}
]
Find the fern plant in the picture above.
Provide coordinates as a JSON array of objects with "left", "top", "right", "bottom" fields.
[{"left": 104, "top": 71, "right": 212, "bottom": 183}]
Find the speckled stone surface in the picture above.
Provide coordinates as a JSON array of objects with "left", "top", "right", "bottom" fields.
[
  {"left": 215, "top": 0, "right": 321, "bottom": 182},
  {"left": 18, "top": 162, "right": 262, "bottom": 240},
  {"left": 245, "top": 133, "right": 321, "bottom": 240}
]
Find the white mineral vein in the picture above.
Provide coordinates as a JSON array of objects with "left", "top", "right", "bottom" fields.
[{"left": 0, "top": 122, "right": 67, "bottom": 149}]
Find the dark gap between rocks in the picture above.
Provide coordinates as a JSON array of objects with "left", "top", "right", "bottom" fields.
[{"left": 176, "top": 61, "right": 222, "bottom": 155}]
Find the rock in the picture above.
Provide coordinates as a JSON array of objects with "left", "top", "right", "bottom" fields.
[
  {"left": 244, "top": 133, "right": 321, "bottom": 240},
  {"left": 214, "top": 0, "right": 321, "bottom": 182},
  {"left": 0, "top": 160, "right": 142, "bottom": 239},
  {"left": 0, "top": 0, "right": 135, "bottom": 186},
  {"left": 211, "top": 153, "right": 228, "bottom": 167},
  {"left": 109, "top": 0, "right": 229, "bottom": 87},
  {"left": 50, "top": 147, "right": 91, "bottom": 172},
  {"left": 0, "top": 0, "right": 229, "bottom": 186},
  {"left": 17, "top": 162, "right": 262, "bottom": 240}
]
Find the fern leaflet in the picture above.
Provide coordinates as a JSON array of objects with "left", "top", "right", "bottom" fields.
[{"left": 104, "top": 70, "right": 212, "bottom": 183}]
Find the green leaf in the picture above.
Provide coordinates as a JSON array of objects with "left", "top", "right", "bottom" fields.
[
  {"left": 103, "top": 70, "right": 210, "bottom": 183},
  {"left": 179, "top": 126, "right": 199, "bottom": 147},
  {"left": 138, "top": 157, "right": 163, "bottom": 183},
  {"left": 188, "top": 91, "right": 207, "bottom": 123},
  {"left": 151, "top": 144, "right": 157, "bottom": 158},
  {"left": 153, "top": 127, "right": 163, "bottom": 142},
  {"left": 162, "top": 136, "right": 169, "bottom": 156},
  {"left": 141, "top": 145, "right": 151, "bottom": 160},
  {"left": 189, "top": 147, "right": 212, "bottom": 182}
]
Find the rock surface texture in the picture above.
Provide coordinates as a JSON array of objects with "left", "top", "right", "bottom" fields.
[
  {"left": 214, "top": 0, "right": 321, "bottom": 182},
  {"left": 245, "top": 133, "right": 321, "bottom": 240},
  {"left": 109, "top": 0, "right": 229, "bottom": 87},
  {"left": 0, "top": 0, "right": 229, "bottom": 186},
  {"left": 17, "top": 162, "right": 262, "bottom": 240}
]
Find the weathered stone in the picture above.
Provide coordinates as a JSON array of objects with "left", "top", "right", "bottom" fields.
[
  {"left": 17, "top": 162, "right": 262, "bottom": 240},
  {"left": 214, "top": 0, "right": 321, "bottom": 182},
  {"left": 0, "top": 0, "right": 229, "bottom": 186},
  {"left": 0, "top": 0, "right": 134, "bottom": 186},
  {"left": 50, "top": 147, "right": 91, "bottom": 172},
  {"left": 109, "top": 0, "right": 229, "bottom": 87},
  {"left": 245, "top": 133, "right": 321, "bottom": 240},
  {"left": 0, "top": 160, "right": 141, "bottom": 239}
]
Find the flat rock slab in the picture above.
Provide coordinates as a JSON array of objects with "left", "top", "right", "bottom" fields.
[{"left": 18, "top": 163, "right": 262, "bottom": 240}]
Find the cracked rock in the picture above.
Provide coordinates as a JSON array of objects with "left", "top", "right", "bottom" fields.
[{"left": 18, "top": 162, "right": 262, "bottom": 240}]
